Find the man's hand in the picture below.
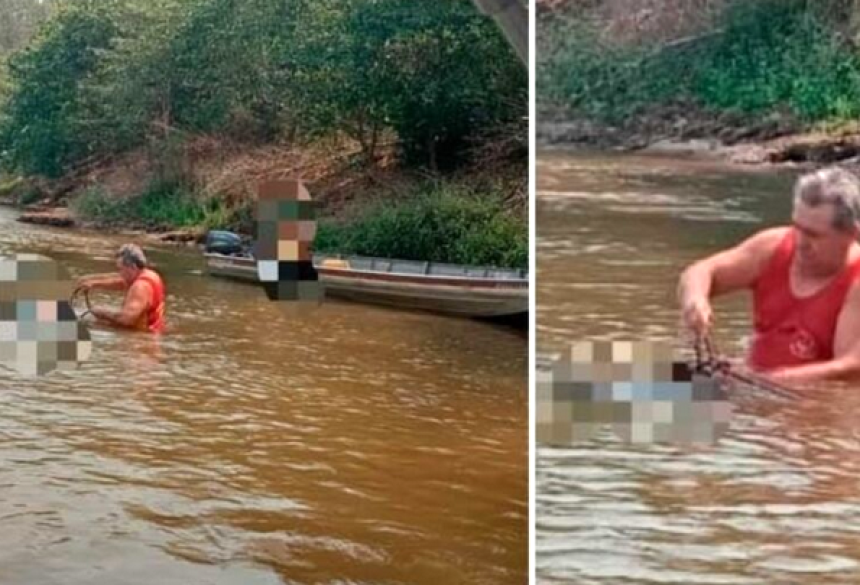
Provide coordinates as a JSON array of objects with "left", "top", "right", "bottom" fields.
[
  {"left": 90, "top": 307, "right": 112, "bottom": 323},
  {"left": 765, "top": 358, "right": 860, "bottom": 387},
  {"left": 89, "top": 280, "right": 150, "bottom": 330},
  {"left": 767, "top": 367, "right": 808, "bottom": 385},
  {"left": 681, "top": 297, "right": 714, "bottom": 337},
  {"left": 74, "top": 278, "right": 92, "bottom": 293}
]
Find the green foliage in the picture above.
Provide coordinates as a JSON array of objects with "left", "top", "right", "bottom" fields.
[
  {"left": 537, "top": 22, "right": 662, "bottom": 123},
  {"left": 0, "top": 173, "right": 22, "bottom": 198},
  {"left": 75, "top": 0, "right": 187, "bottom": 154},
  {"left": 125, "top": 180, "right": 207, "bottom": 228},
  {"left": 314, "top": 182, "right": 527, "bottom": 268},
  {"left": 71, "top": 179, "right": 234, "bottom": 230},
  {"left": 539, "top": 0, "right": 860, "bottom": 124},
  {"left": 17, "top": 182, "right": 42, "bottom": 206},
  {"left": 0, "top": 1, "right": 119, "bottom": 177},
  {"left": 0, "top": 0, "right": 53, "bottom": 53},
  {"left": 70, "top": 177, "right": 528, "bottom": 268},
  {"left": 161, "top": 0, "right": 302, "bottom": 139},
  {"left": 693, "top": 1, "right": 860, "bottom": 120},
  {"left": 70, "top": 186, "right": 125, "bottom": 223},
  {"left": 294, "top": 0, "right": 525, "bottom": 167},
  {"left": 382, "top": 3, "right": 526, "bottom": 168},
  {"left": 0, "top": 0, "right": 524, "bottom": 175},
  {"left": 0, "top": 58, "right": 9, "bottom": 116},
  {"left": 0, "top": 0, "right": 525, "bottom": 266}
]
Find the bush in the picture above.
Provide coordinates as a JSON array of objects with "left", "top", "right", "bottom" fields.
[
  {"left": 17, "top": 183, "right": 42, "bottom": 206},
  {"left": 314, "top": 182, "right": 527, "bottom": 268},
  {"left": 71, "top": 186, "right": 125, "bottom": 224},
  {"left": 693, "top": 1, "right": 860, "bottom": 120},
  {"left": 0, "top": 1, "right": 118, "bottom": 177},
  {"left": 0, "top": 174, "right": 23, "bottom": 198},
  {"left": 71, "top": 179, "right": 235, "bottom": 230},
  {"left": 538, "top": 0, "right": 860, "bottom": 124}
]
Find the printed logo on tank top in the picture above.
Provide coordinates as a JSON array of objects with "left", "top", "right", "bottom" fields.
[{"left": 788, "top": 327, "right": 819, "bottom": 360}]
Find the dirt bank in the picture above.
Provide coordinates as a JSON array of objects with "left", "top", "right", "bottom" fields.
[
  {"left": 1, "top": 136, "right": 526, "bottom": 247},
  {"left": 537, "top": 105, "right": 860, "bottom": 170}
]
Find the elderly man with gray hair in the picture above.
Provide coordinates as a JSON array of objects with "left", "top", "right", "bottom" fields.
[
  {"left": 74, "top": 244, "right": 166, "bottom": 333},
  {"left": 678, "top": 166, "right": 860, "bottom": 384}
]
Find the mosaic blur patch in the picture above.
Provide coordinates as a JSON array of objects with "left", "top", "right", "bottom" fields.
[
  {"left": 537, "top": 340, "right": 732, "bottom": 445},
  {"left": 254, "top": 179, "right": 323, "bottom": 303},
  {"left": 0, "top": 254, "right": 92, "bottom": 377}
]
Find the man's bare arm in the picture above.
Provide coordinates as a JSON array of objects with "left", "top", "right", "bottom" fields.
[
  {"left": 677, "top": 227, "right": 786, "bottom": 334},
  {"left": 678, "top": 227, "right": 786, "bottom": 301},
  {"left": 76, "top": 273, "right": 127, "bottom": 292},
  {"left": 93, "top": 281, "right": 149, "bottom": 329}
]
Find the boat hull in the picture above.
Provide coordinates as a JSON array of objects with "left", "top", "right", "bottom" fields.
[{"left": 203, "top": 253, "right": 528, "bottom": 318}]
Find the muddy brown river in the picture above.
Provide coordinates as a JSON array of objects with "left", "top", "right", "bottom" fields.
[
  {"left": 0, "top": 206, "right": 527, "bottom": 584},
  {"left": 538, "top": 152, "right": 860, "bottom": 584}
]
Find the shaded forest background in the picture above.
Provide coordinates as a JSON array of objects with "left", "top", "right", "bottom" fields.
[
  {"left": 0, "top": 0, "right": 527, "bottom": 268},
  {"left": 538, "top": 0, "right": 860, "bottom": 152}
]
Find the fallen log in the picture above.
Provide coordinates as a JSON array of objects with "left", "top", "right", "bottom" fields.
[{"left": 17, "top": 208, "right": 76, "bottom": 228}]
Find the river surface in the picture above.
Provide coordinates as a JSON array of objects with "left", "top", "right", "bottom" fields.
[
  {"left": 537, "top": 152, "right": 860, "bottom": 584},
  {"left": 0, "top": 206, "right": 527, "bottom": 585}
]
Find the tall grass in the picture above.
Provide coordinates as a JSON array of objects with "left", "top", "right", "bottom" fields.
[
  {"left": 0, "top": 174, "right": 23, "bottom": 199},
  {"left": 71, "top": 179, "right": 235, "bottom": 230}
]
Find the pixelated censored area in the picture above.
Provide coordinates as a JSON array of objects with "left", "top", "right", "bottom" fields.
[
  {"left": 254, "top": 179, "right": 322, "bottom": 302},
  {"left": 537, "top": 341, "right": 733, "bottom": 446},
  {"left": 0, "top": 255, "right": 92, "bottom": 377},
  {"left": 262, "top": 281, "right": 324, "bottom": 302}
]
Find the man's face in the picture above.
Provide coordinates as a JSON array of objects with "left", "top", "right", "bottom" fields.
[
  {"left": 116, "top": 259, "right": 139, "bottom": 284},
  {"left": 792, "top": 201, "right": 856, "bottom": 274}
]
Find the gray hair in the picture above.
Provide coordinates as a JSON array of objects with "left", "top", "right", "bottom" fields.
[
  {"left": 794, "top": 166, "right": 860, "bottom": 232},
  {"left": 116, "top": 244, "right": 147, "bottom": 269}
]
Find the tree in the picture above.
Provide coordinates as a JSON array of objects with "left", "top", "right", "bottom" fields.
[
  {"left": 0, "top": 0, "right": 52, "bottom": 54},
  {"left": 0, "top": 0, "right": 525, "bottom": 176},
  {"left": 290, "top": 0, "right": 525, "bottom": 168},
  {"left": 0, "top": 0, "right": 119, "bottom": 177}
]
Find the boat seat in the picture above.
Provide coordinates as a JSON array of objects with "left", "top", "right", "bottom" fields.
[{"left": 320, "top": 258, "right": 350, "bottom": 269}]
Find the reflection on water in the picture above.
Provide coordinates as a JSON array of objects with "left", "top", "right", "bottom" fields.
[
  {"left": 0, "top": 207, "right": 527, "bottom": 584},
  {"left": 538, "top": 152, "right": 860, "bottom": 584}
]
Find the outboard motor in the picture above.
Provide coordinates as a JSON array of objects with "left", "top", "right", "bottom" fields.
[{"left": 205, "top": 230, "right": 244, "bottom": 256}]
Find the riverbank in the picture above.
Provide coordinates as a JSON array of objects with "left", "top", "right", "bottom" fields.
[
  {"left": 0, "top": 137, "right": 528, "bottom": 267},
  {"left": 0, "top": 0, "right": 527, "bottom": 267},
  {"left": 537, "top": 1, "right": 860, "bottom": 169},
  {"left": 537, "top": 114, "right": 860, "bottom": 169}
]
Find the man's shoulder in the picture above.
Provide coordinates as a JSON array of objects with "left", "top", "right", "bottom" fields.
[
  {"left": 136, "top": 269, "right": 165, "bottom": 289},
  {"left": 128, "top": 277, "right": 155, "bottom": 299},
  {"left": 847, "top": 267, "right": 860, "bottom": 300},
  {"left": 839, "top": 280, "right": 860, "bottom": 325},
  {"left": 752, "top": 225, "right": 790, "bottom": 243},
  {"left": 742, "top": 226, "right": 790, "bottom": 258},
  {"left": 141, "top": 268, "right": 163, "bottom": 280}
]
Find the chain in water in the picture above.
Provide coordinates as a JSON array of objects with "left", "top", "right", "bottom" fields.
[{"left": 693, "top": 332, "right": 795, "bottom": 398}]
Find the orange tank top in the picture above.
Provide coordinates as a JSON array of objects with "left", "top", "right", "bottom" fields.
[
  {"left": 134, "top": 269, "right": 166, "bottom": 333},
  {"left": 749, "top": 229, "right": 860, "bottom": 370}
]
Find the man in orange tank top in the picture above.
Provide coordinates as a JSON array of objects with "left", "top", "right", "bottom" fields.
[
  {"left": 678, "top": 166, "right": 860, "bottom": 384},
  {"left": 74, "top": 244, "right": 166, "bottom": 333}
]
